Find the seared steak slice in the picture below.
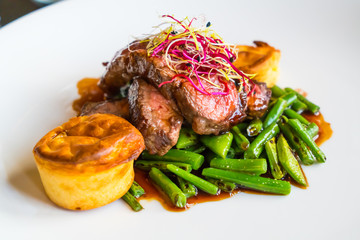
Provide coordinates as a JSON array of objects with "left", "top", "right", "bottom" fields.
[
  {"left": 80, "top": 99, "right": 130, "bottom": 119},
  {"left": 99, "top": 41, "right": 175, "bottom": 101},
  {"left": 99, "top": 42, "right": 247, "bottom": 135},
  {"left": 174, "top": 79, "right": 246, "bottom": 135},
  {"left": 246, "top": 81, "right": 271, "bottom": 118},
  {"left": 128, "top": 78, "right": 183, "bottom": 155}
]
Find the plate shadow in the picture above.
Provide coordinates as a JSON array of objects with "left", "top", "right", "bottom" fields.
[{"left": 7, "top": 160, "right": 54, "bottom": 207}]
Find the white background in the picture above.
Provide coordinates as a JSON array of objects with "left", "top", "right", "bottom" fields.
[{"left": 0, "top": 0, "right": 359, "bottom": 239}]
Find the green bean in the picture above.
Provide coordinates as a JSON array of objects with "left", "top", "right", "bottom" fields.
[
  {"left": 176, "top": 128, "right": 198, "bottom": 149},
  {"left": 200, "top": 132, "right": 233, "bottom": 159},
  {"left": 283, "top": 110, "right": 318, "bottom": 138},
  {"left": 263, "top": 98, "right": 287, "bottom": 129},
  {"left": 222, "top": 147, "right": 238, "bottom": 159},
  {"left": 206, "top": 177, "right": 237, "bottom": 193},
  {"left": 122, "top": 192, "right": 143, "bottom": 212},
  {"left": 281, "top": 92, "right": 297, "bottom": 107},
  {"left": 167, "top": 164, "right": 219, "bottom": 195},
  {"left": 235, "top": 122, "right": 248, "bottom": 131},
  {"left": 284, "top": 109, "right": 310, "bottom": 125},
  {"left": 247, "top": 118, "right": 263, "bottom": 137},
  {"left": 265, "top": 137, "right": 285, "bottom": 179},
  {"left": 287, "top": 119, "right": 326, "bottom": 163},
  {"left": 244, "top": 122, "right": 280, "bottom": 159},
  {"left": 291, "top": 100, "right": 308, "bottom": 113},
  {"left": 141, "top": 149, "right": 204, "bottom": 170},
  {"left": 277, "top": 134, "right": 307, "bottom": 186},
  {"left": 278, "top": 121, "right": 316, "bottom": 165},
  {"left": 176, "top": 176, "right": 197, "bottom": 198},
  {"left": 149, "top": 167, "right": 187, "bottom": 208},
  {"left": 271, "top": 85, "right": 307, "bottom": 112},
  {"left": 128, "top": 181, "right": 145, "bottom": 198},
  {"left": 185, "top": 144, "right": 206, "bottom": 154},
  {"left": 306, "top": 122, "right": 319, "bottom": 139},
  {"left": 271, "top": 85, "right": 286, "bottom": 98},
  {"left": 210, "top": 157, "right": 267, "bottom": 175},
  {"left": 135, "top": 160, "right": 192, "bottom": 172},
  {"left": 202, "top": 168, "right": 291, "bottom": 195},
  {"left": 284, "top": 88, "right": 320, "bottom": 114},
  {"left": 231, "top": 126, "right": 250, "bottom": 152}
]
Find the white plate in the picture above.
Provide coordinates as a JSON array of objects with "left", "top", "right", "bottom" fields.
[{"left": 1, "top": 0, "right": 359, "bottom": 239}]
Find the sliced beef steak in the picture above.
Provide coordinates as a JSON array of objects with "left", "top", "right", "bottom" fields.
[
  {"left": 99, "top": 41, "right": 175, "bottom": 101},
  {"left": 80, "top": 99, "right": 130, "bottom": 119},
  {"left": 99, "top": 42, "right": 248, "bottom": 135},
  {"left": 174, "top": 79, "right": 247, "bottom": 135},
  {"left": 246, "top": 81, "right": 271, "bottom": 118},
  {"left": 128, "top": 78, "right": 183, "bottom": 155}
]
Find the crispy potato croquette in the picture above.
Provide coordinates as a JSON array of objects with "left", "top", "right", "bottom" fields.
[
  {"left": 33, "top": 114, "right": 145, "bottom": 210},
  {"left": 233, "top": 41, "right": 281, "bottom": 87}
]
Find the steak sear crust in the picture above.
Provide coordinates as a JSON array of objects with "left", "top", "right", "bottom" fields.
[{"left": 128, "top": 78, "right": 183, "bottom": 155}]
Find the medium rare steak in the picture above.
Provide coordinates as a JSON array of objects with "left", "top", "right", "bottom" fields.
[
  {"left": 174, "top": 78, "right": 246, "bottom": 135},
  {"left": 99, "top": 42, "right": 250, "bottom": 134},
  {"left": 128, "top": 78, "right": 183, "bottom": 155},
  {"left": 80, "top": 99, "right": 130, "bottom": 119}
]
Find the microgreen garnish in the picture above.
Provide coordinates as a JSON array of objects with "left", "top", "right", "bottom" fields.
[{"left": 143, "top": 15, "right": 255, "bottom": 96}]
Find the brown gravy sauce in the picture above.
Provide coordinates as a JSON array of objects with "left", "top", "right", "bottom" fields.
[
  {"left": 72, "top": 78, "right": 333, "bottom": 211},
  {"left": 302, "top": 112, "right": 333, "bottom": 146},
  {"left": 72, "top": 78, "right": 104, "bottom": 115}
]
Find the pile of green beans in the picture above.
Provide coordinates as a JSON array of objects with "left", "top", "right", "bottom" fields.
[{"left": 126, "top": 85, "right": 326, "bottom": 211}]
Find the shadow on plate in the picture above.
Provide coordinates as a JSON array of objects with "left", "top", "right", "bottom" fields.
[{"left": 7, "top": 161, "right": 54, "bottom": 207}]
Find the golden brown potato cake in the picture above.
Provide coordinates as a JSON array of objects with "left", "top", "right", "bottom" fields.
[
  {"left": 33, "top": 113, "right": 145, "bottom": 210},
  {"left": 233, "top": 41, "right": 281, "bottom": 87}
]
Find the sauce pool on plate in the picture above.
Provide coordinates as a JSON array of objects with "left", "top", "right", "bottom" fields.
[
  {"left": 302, "top": 112, "right": 332, "bottom": 146},
  {"left": 72, "top": 78, "right": 104, "bottom": 114}
]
